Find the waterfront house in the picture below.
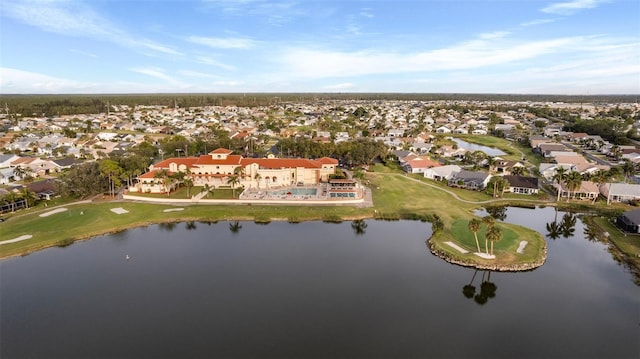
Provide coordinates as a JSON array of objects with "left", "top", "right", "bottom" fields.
[
  {"left": 448, "top": 170, "right": 491, "bottom": 190},
  {"left": 616, "top": 208, "right": 640, "bottom": 233},
  {"left": 423, "top": 165, "right": 461, "bottom": 181},
  {"left": 503, "top": 175, "right": 539, "bottom": 195},
  {"left": 600, "top": 183, "right": 640, "bottom": 204}
]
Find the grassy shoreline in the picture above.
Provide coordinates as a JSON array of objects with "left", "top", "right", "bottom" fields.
[{"left": 0, "top": 166, "right": 633, "bottom": 277}]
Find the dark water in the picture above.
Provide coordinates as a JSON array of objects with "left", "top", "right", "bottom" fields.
[{"left": 1, "top": 208, "right": 638, "bottom": 358}]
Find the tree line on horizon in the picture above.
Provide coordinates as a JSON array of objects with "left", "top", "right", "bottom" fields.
[{"left": 0, "top": 93, "right": 636, "bottom": 117}]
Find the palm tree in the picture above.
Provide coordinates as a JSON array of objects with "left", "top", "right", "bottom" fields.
[
  {"left": 99, "top": 159, "right": 123, "bottom": 198},
  {"left": 21, "top": 186, "right": 33, "bottom": 209},
  {"left": 565, "top": 171, "right": 582, "bottom": 200},
  {"left": 468, "top": 218, "right": 482, "bottom": 253},
  {"left": 351, "top": 219, "right": 368, "bottom": 235},
  {"left": 621, "top": 160, "right": 636, "bottom": 182},
  {"left": 227, "top": 174, "right": 240, "bottom": 198},
  {"left": 482, "top": 215, "right": 495, "bottom": 254},
  {"left": 184, "top": 178, "right": 194, "bottom": 197},
  {"left": 510, "top": 165, "right": 525, "bottom": 176},
  {"left": 552, "top": 166, "right": 568, "bottom": 201},
  {"left": 486, "top": 225, "right": 502, "bottom": 256},
  {"left": 153, "top": 169, "right": 171, "bottom": 196}
]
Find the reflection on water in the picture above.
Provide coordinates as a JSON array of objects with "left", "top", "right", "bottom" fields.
[
  {"left": 461, "top": 270, "right": 498, "bottom": 306},
  {"left": 1, "top": 213, "right": 638, "bottom": 358}
]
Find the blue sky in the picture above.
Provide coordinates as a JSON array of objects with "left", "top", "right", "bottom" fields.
[{"left": 1, "top": 0, "right": 638, "bottom": 94}]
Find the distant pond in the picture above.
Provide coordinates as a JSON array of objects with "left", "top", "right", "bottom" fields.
[
  {"left": 1, "top": 207, "right": 638, "bottom": 358},
  {"left": 453, "top": 138, "right": 506, "bottom": 156}
]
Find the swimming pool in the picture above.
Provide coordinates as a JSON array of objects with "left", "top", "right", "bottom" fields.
[{"left": 267, "top": 188, "right": 318, "bottom": 196}]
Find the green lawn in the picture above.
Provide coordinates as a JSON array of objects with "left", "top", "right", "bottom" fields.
[{"left": 1, "top": 166, "right": 548, "bottom": 269}]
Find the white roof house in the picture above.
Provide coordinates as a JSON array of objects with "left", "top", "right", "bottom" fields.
[{"left": 424, "top": 165, "right": 461, "bottom": 181}]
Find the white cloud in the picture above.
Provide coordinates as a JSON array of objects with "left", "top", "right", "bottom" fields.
[
  {"left": 195, "top": 56, "right": 236, "bottom": 71},
  {"left": 0, "top": 67, "right": 96, "bottom": 93},
  {"left": 541, "top": 0, "right": 605, "bottom": 15},
  {"left": 478, "top": 31, "right": 510, "bottom": 40},
  {"left": 3, "top": 0, "right": 181, "bottom": 56},
  {"left": 70, "top": 49, "right": 99, "bottom": 58},
  {"left": 521, "top": 18, "right": 556, "bottom": 27},
  {"left": 129, "top": 67, "right": 181, "bottom": 84},
  {"left": 279, "top": 35, "right": 581, "bottom": 78},
  {"left": 187, "top": 36, "right": 257, "bottom": 49},
  {"left": 360, "top": 8, "right": 374, "bottom": 18}
]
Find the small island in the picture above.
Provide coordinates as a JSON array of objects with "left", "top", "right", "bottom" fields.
[{"left": 427, "top": 216, "right": 547, "bottom": 272}]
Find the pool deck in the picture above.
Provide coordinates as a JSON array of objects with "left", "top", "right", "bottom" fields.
[{"left": 123, "top": 185, "right": 373, "bottom": 207}]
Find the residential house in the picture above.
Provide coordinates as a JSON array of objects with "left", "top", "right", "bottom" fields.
[
  {"left": 410, "top": 142, "right": 433, "bottom": 155},
  {"left": 555, "top": 181, "right": 599, "bottom": 201},
  {"left": 539, "top": 163, "right": 576, "bottom": 180},
  {"left": 528, "top": 135, "right": 550, "bottom": 148},
  {"left": 0, "top": 154, "right": 20, "bottom": 168},
  {"left": 616, "top": 208, "right": 640, "bottom": 233},
  {"left": 600, "top": 183, "right": 640, "bottom": 204},
  {"left": 0, "top": 167, "right": 14, "bottom": 185},
  {"left": 448, "top": 170, "right": 491, "bottom": 190},
  {"left": 403, "top": 156, "right": 441, "bottom": 174},
  {"left": 423, "top": 165, "right": 461, "bottom": 181},
  {"left": 503, "top": 175, "right": 539, "bottom": 195},
  {"left": 491, "top": 159, "right": 526, "bottom": 175},
  {"left": 537, "top": 143, "right": 568, "bottom": 157}
]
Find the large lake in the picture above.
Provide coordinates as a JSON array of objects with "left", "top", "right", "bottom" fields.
[{"left": 1, "top": 207, "right": 638, "bottom": 358}]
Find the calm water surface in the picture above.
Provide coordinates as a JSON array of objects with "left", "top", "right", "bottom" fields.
[
  {"left": 1, "top": 207, "right": 638, "bottom": 358},
  {"left": 452, "top": 138, "right": 506, "bottom": 156}
]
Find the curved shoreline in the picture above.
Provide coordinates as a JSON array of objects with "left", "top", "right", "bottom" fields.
[{"left": 426, "top": 236, "right": 548, "bottom": 272}]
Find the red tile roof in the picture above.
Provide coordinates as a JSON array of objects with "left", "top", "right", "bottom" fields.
[
  {"left": 195, "top": 154, "right": 242, "bottom": 165},
  {"left": 241, "top": 158, "right": 323, "bottom": 169},
  {"left": 318, "top": 157, "right": 339, "bottom": 165},
  {"left": 209, "top": 148, "right": 233, "bottom": 154},
  {"left": 153, "top": 157, "right": 200, "bottom": 168}
]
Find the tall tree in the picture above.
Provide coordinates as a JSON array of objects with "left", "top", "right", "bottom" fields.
[
  {"left": 482, "top": 216, "right": 496, "bottom": 254},
  {"left": 621, "top": 160, "right": 636, "bottom": 182},
  {"left": 99, "top": 159, "right": 123, "bottom": 198},
  {"left": 552, "top": 166, "right": 568, "bottom": 201},
  {"left": 468, "top": 218, "right": 482, "bottom": 253},
  {"left": 565, "top": 171, "right": 583, "bottom": 200},
  {"left": 153, "top": 169, "right": 171, "bottom": 196},
  {"left": 486, "top": 225, "right": 502, "bottom": 256},
  {"left": 227, "top": 174, "right": 240, "bottom": 198}
]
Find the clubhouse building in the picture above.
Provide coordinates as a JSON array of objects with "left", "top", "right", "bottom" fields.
[{"left": 131, "top": 148, "right": 340, "bottom": 194}]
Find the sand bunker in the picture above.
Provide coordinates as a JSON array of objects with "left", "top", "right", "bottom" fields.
[
  {"left": 110, "top": 207, "right": 129, "bottom": 214},
  {"left": 474, "top": 252, "right": 496, "bottom": 259},
  {"left": 163, "top": 208, "right": 184, "bottom": 213},
  {"left": 516, "top": 241, "right": 528, "bottom": 254},
  {"left": 0, "top": 234, "right": 33, "bottom": 245},
  {"left": 39, "top": 208, "right": 68, "bottom": 217},
  {"left": 445, "top": 241, "right": 469, "bottom": 254}
]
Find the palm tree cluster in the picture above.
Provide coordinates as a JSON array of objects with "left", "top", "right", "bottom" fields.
[{"left": 467, "top": 216, "right": 503, "bottom": 256}]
